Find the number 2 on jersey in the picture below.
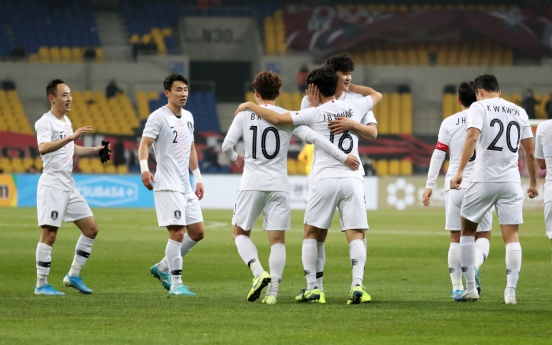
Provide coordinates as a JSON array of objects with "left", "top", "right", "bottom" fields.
[
  {"left": 249, "top": 126, "right": 280, "bottom": 159},
  {"left": 487, "top": 119, "right": 520, "bottom": 153}
]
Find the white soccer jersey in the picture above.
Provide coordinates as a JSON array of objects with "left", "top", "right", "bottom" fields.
[
  {"left": 436, "top": 110, "right": 475, "bottom": 191},
  {"left": 301, "top": 90, "right": 376, "bottom": 122},
  {"left": 224, "top": 104, "right": 346, "bottom": 192},
  {"left": 143, "top": 105, "right": 194, "bottom": 194},
  {"left": 535, "top": 119, "right": 552, "bottom": 203},
  {"left": 468, "top": 97, "right": 532, "bottom": 183},
  {"left": 292, "top": 97, "right": 376, "bottom": 182},
  {"left": 35, "top": 112, "right": 75, "bottom": 191}
]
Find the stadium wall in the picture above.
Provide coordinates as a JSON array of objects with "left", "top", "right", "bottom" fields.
[{"left": 2, "top": 174, "right": 544, "bottom": 211}]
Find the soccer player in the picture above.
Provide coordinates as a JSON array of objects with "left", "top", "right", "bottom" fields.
[
  {"left": 451, "top": 74, "right": 538, "bottom": 304},
  {"left": 34, "top": 79, "right": 111, "bottom": 295},
  {"left": 223, "top": 71, "right": 360, "bottom": 304},
  {"left": 300, "top": 52, "right": 377, "bottom": 293},
  {"left": 535, "top": 119, "right": 552, "bottom": 242},
  {"left": 235, "top": 66, "right": 381, "bottom": 304},
  {"left": 422, "top": 82, "right": 492, "bottom": 299},
  {"left": 138, "top": 74, "right": 205, "bottom": 296}
]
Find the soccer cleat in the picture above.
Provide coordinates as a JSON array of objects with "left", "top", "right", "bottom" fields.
[
  {"left": 347, "top": 284, "right": 363, "bottom": 305},
  {"left": 262, "top": 295, "right": 277, "bottom": 305},
  {"left": 34, "top": 284, "right": 65, "bottom": 295},
  {"left": 63, "top": 275, "right": 93, "bottom": 294},
  {"left": 295, "top": 287, "right": 323, "bottom": 303},
  {"left": 451, "top": 289, "right": 463, "bottom": 299},
  {"left": 475, "top": 267, "right": 482, "bottom": 295},
  {"left": 150, "top": 264, "right": 171, "bottom": 291},
  {"left": 247, "top": 271, "right": 271, "bottom": 302},
  {"left": 361, "top": 285, "right": 371, "bottom": 303},
  {"left": 454, "top": 288, "right": 479, "bottom": 302},
  {"left": 169, "top": 284, "right": 196, "bottom": 296},
  {"left": 504, "top": 295, "right": 517, "bottom": 305}
]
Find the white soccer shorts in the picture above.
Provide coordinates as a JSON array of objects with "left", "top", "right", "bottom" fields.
[
  {"left": 185, "top": 192, "right": 203, "bottom": 226},
  {"left": 545, "top": 202, "right": 552, "bottom": 240},
  {"left": 445, "top": 189, "right": 491, "bottom": 231},
  {"left": 154, "top": 191, "right": 187, "bottom": 227},
  {"left": 304, "top": 177, "right": 368, "bottom": 231},
  {"left": 232, "top": 190, "right": 290, "bottom": 231},
  {"left": 461, "top": 182, "right": 523, "bottom": 225},
  {"left": 37, "top": 184, "right": 93, "bottom": 228}
]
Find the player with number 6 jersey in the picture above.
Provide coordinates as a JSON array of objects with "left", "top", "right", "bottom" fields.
[
  {"left": 450, "top": 74, "right": 538, "bottom": 304},
  {"left": 223, "top": 71, "right": 360, "bottom": 304}
]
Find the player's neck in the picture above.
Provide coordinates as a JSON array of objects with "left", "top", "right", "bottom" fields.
[
  {"left": 320, "top": 95, "right": 336, "bottom": 104},
  {"left": 257, "top": 100, "right": 275, "bottom": 106},
  {"left": 50, "top": 107, "right": 66, "bottom": 120},
  {"left": 479, "top": 92, "right": 500, "bottom": 100},
  {"left": 167, "top": 102, "right": 182, "bottom": 116},
  {"left": 335, "top": 89, "right": 344, "bottom": 99}
]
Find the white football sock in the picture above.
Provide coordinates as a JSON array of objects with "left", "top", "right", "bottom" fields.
[
  {"left": 475, "top": 238, "right": 490, "bottom": 269},
  {"left": 68, "top": 235, "right": 94, "bottom": 277},
  {"left": 158, "top": 257, "right": 169, "bottom": 273},
  {"left": 459, "top": 236, "right": 476, "bottom": 291},
  {"left": 235, "top": 235, "right": 264, "bottom": 278},
  {"left": 181, "top": 233, "right": 197, "bottom": 257},
  {"left": 448, "top": 242, "right": 463, "bottom": 291},
  {"left": 268, "top": 243, "right": 285, "bottom": 297},
  {"left": 302, "top": 238, "right": 317, "bottom": 290},
  {"left": 36, "top": 242, "right": 52, "bottom": 288},
  {"left": 350, "top": 239, "right": 366, "bottom": 289},
  {"left": 166, "top": 239, "right": 182, "bottom": 289},
  {"left": 315, "top": 242, "right": 325, "bottom": 291},
  {"left": 505, "top": 242, "right": 522, "bottom": 295}
]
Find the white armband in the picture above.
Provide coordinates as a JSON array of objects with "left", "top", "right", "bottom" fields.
[
  {"left": 140, "top": 160, "right": 149, "bottom": 174},
  {"left": 192, "top": 168, "right": 203, "bottom": 183}
]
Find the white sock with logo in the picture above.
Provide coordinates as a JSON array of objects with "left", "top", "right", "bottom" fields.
[
  {"left": 36, "top": 242, "right": 52, "bottom": 288},
  {"left": 315, "top": 242, "right": 325, "bottom": 291},
  {"left": 350, "top": 239, "right": 366, "bottom": 289},
  {"left": 459, "top": 236, "right": 476, "bottom": 291},
  {"left": 235, "top": 235, "right": 264, "bottom": 278},
  {"left": 475, "top": 238, "right": 490, "bottom": 270},
  {"left": 158, "top": 234, "right": 199, "bottom": 273},
  {"left": 267, "top": 243, "right": 285, "bottom": 297},
  {"left": 302, "top": 239, "right": 318, "bottom": 290},
  {"left": 166, "top": 239, "right": 182, "bottom": 289},
  {"left": 448, "top": 242, "right": 463, "bottom": 291},
  {"left": 505, "top": 242, "right": 522, "bottom": 296},
  {"left": 68, "top": 235, "right": 94, "bottom": 277}
]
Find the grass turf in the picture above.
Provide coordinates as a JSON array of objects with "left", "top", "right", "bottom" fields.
[{"left": 0, "top": 207, "right": 551, "bottom": 344}]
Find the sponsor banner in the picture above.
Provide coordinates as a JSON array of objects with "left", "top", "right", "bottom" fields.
[
  {"left": 283, "top": 6, "right": 552, "bottom": 54},
  {"left": 182, "top": 17, "right": 257, "bottom": 61},
  {"left": 378, "top": 176, "right": 545, "bottom": 211},
  {"left": 16, "top": 174, "right": 154, "bottom": 208},
  {"left": 0, "top": 175, "right": 17, "bottom": 207},
  {"left": 199, "top": 175, "right": 378, "bottom": 210}
]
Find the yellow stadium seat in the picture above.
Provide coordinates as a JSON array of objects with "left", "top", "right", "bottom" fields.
[
  {"left": 130, "top": 34, "right": 140, "bottom": 44},
  {"left": 161, "top": 28, "right": 173, "bottom": 36},
  {"left": 60, "top": 47, "right": 72, "bottom": 63},
  {"left": 117, "top": 165, "right": 129, "bottom": 174},
  {"left": 151, "top": 28, "right": 162, "bottom": 37},
  {"left": 399, "top": 160, "right": 413, "bottom": 175},
  {"left": 246, "top": 91, "right": 255, "bottom": 103},
  {"left": 71, "top": 47, "right": 83, "bottom": 63},
  {"left": 376, "top": 159, "right": 388, "bottom": 176},
  {"left": 29, "top": 53, "right": 39, "bottom": 63},
  {"left": 10, "top": 157, "right": 25, "bottom": 173},
  {"left": 95, "top": 48, "right": 105, "bottom": 62},
  {"left": 287, "top": 159, "right": 297, "bottom": 175},
  {"left": 388, "top": 159, "right": 400, "bottom": 175},
  {"left": 0, "top": 159, "right": 13, "bottom": 173},
  {"left": 49, "top": 47, "right": 61, "bottom": 63},
  {"left": 105, "top": 164, "right": 117, "bottom": 174},
  {"left": 35, "top": 157, "right": 43, "bottom": 170},
  {"left": 148, "top": 91, "right": 160, "bottom": 100},
  {"left": 38, "top": 47, "right": 49, "bottom": 62}
]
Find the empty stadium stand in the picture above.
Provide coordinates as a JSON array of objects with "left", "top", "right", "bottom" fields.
[{"left": 0, "top": 90, "right": 33, "bottom": 134}]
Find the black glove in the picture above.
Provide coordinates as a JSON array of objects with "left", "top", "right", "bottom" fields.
[{"left": 99, "top": 140, "right": 112, "bottom": 164}]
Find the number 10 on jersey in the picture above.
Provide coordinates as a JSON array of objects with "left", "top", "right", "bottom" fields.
[{"left": 249, "top": 126, "right": 280, "bottom": 159}]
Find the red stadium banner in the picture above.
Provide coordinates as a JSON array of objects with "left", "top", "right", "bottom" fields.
[{"left": 283, "top": 6, "right": 552, "bottom": 54}]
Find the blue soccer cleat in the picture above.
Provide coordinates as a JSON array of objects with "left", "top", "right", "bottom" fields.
[
  {"left": 169, "top": 284, "right": 196, "bottom": 296},
  {"left": 451, "top": 289, "right": 463, "bottom": 300},
  {"left": 35, "top": 284, "right": 65, "bottom": 295},
  {"left": 150, "top": 264, "right": 171, "bottom": 291},
  {"left": 63, "top": 275, "right": 93, "bottom": 294},
  {"left": 454, "top": 288, "right": 479, "bottom": 302}
]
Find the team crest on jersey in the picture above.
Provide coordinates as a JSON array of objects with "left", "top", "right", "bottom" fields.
[
  {"left": 51, "top": 211, "right": 59, "bottom": 220},
  {"left": 187, "top": 121, "right": 193, "bottom": 133},
  {"left": 174, "top": 210, "right": 182, "bottom": 219}
]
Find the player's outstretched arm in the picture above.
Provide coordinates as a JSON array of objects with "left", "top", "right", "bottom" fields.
[
  {"left": 74, "top": 143, "right": 108, "bottom": 157},
  {"left": 222, "top": 115, "right": 245, "bottom": 168},
  {"left": 138, "top": 136, "right": 155, "bottom": 190},
  {"left": 38, "top": 126, "right": 92, "bottom": 155},
  {"left": 349, "top": 84, "right": 383, "bottom": 106},
  {"left": 423, "top": 149, "right": 447, "bottom": 206},
  {"left": 189, "top": 142, "right": 204, "bottom": 200},
  {"left": 450, "top": 127, "right": 479, "bottom": 190},
  {"left": 521, "top": 137, "right": 539, "bottom": 199},
  {"left": 235, "top": 102, "right": 293, "bottom": 125},
  {"left": 328, "top": 118, "right": 377, "bottom": 140}
]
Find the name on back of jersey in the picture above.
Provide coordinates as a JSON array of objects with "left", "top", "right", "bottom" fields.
[
  {"left": 454, "top": 117, "right": 466, "bottom": 126},
  {"left": 324, "top": 109, "right": 353, "bottom": 122},
  {"left": 485, "top": 104, "right": 520, "bottom": 116}
]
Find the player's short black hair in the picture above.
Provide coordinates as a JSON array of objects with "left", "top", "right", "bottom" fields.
[
  {"left": 458, "top": 81, "right": 476, "bottom": 108},
  {"left": 306, "top": 66, "right": 338, "bottom": 98},
  {"left": 163, "top": 73, "right": 188, "bottom": 91},
  {"left": 251, "top": 71, "right": 282, "bottom": 101},
  {"left": 473, "top": 74, "right": 500, "bottom": 93},
  {"left": 324, "top": 53, "right": 354, "bottom": 73},
  {"left": 46, "top": 79, "right": 65, "bottom": 98}
]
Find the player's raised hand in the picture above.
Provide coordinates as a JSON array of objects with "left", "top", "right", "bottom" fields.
[
  {"left": 527, "top": 185, "right": 539, "bottom": 199},
  {"left": 232, "top": 154, "right": 244, "bottom": 168},
  {"left": 195, "top": 183, "right": 204, "bottom": 200},
  {"left": 450, "top": 172, "right": 462, "bottom": 190},
  {"left": 69, "top": 126, "right": 92, "bottom": 141},
  {"left": 141, "top": 171, "right": 155, "bottom": 190},
  {"left": 328, "top": 117, "right": 355, "bottom": 134},
  {"left": 344, "top": 154, "right": 360, "bottom": 170},
  {"left": 306, "top": 84, "right": 320, "bottom": 107},
  {"left": 422, "top": 188, "right": 432, "bottom": 207},
  {"left": 235, "top": 102, "right": 251, "bottom": 115}
]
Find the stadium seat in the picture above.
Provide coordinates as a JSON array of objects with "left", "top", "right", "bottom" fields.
[
  {"left": 399, "top": 160, "right": 413, "bottom": 175},
  {"left": 376, "top": 159, "right": 388, "bottom": 176},
  {"left": 388, "top": 159, "right": 400, "bottom": 175}
]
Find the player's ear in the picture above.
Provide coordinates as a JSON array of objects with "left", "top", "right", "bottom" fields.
[
  {"left": 48, "top": 95, "right": 54, "bottom": 103},
  {"left": 275, "top": 91, "right": 280, "bottom": 99},
  {"left": 457, "top": 97, "right": 462, "bottom": 106},
  {"left": 498, "top": 90, "right": 502, "bottom": 97},
  {"left": 164, "top": 90, "right": 170, "bottom": 98}
]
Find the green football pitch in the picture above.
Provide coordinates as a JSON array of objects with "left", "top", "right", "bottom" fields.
[{"left": 1, "top": 207, "right": 551, "bottom": 344}]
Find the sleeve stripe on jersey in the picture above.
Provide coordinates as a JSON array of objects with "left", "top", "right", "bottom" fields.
[{"left": 435, "top": 141, "right": 448, "bottom": 152}]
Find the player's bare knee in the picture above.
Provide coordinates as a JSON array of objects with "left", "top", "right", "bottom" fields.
[
  {"left": 190, "top": 230, "right": 204, "bottom": 242},
  {"left": 87, "top": 224, "right": 99, "bottom": 239}
]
